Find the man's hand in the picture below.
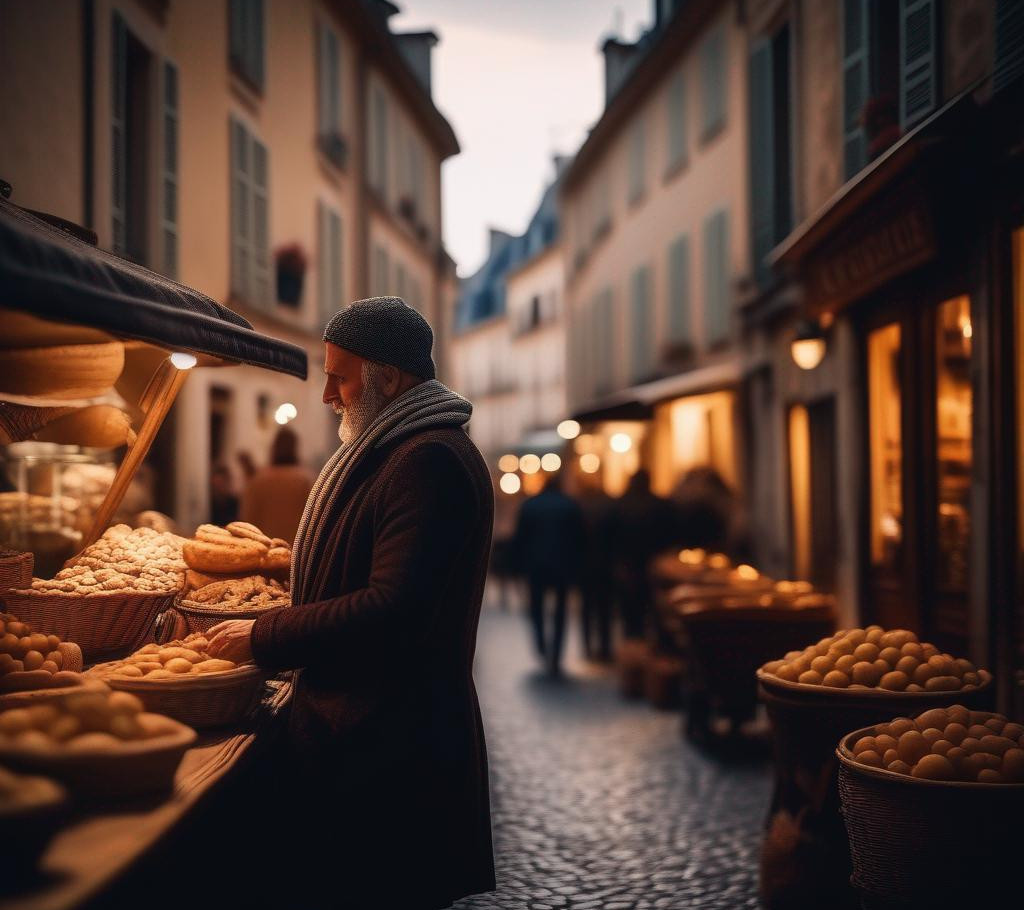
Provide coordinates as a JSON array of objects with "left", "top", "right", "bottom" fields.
[{"left": 206, "top": 619, "right": 256, "bottom": 665}]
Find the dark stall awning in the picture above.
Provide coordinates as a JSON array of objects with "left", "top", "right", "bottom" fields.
[{"left": 0, "top": 195, "right": 307, "bottom": 379}]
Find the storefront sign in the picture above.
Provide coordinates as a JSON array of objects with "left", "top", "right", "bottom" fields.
[{"left": 806, "top": 192, "right": 936, "bottom": 315}]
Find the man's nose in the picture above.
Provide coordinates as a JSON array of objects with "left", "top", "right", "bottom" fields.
[{"left": 323, "top": 381, "right": 335, "bottom": 404}]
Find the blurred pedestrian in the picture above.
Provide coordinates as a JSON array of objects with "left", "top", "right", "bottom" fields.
[
  {"left": 236, "top": 449, "right": 257, "bottom": 482},
  {"left": 488, "top": 481, "right": 521, "bottom": 611},
  {"left": 209, "top": 462, "right": 239, "bottom": 526},
  {"left": 239, "top": 427, "right": 313, "bottom": 544},
  {"left": 575, "top": 470, "right": 615, "bottom": 662},
  {"left": 514, "top": 470, "right": 584, "bottom": 677},
  {"left": 670, "top": 465, "right": 751, "bottom": 560},
  {"left": 612, "top": 469, "right": 674, "bottom": 639}
]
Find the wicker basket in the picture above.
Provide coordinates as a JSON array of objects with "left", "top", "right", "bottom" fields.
[
  {"left": 0, "top": 590, "right": 174, "bottom": 661},
  {"left": 0, "top": 550, "right": 33, "bottom": 593},
  {"left": 837, "top": 724, "right": 1024, "bottom": 907},
  {"left": 171, "top": 593, "right": 286, "bottom": 636},
  {"left": 0, "top": 775, "right": 68, "bottom": 880},
  {"left": 0, "top": 719, "right": 196, "bottom": 800},
  {"left": 757, "top": 672, "right": 995, "bottom": 910},
  {"left": 0, "top": 642, "right": 91, "bottom": 709},
  {"left": 96, "top": 664, "right": 268, "bottom": 729}
]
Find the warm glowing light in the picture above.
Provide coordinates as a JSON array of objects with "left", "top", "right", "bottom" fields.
[
  {"left": 274, "top": 403, "right": 298, "bottom": 425},
  {"left": 574, "top": 434, "right": 595, "bottom": 454},
  {"left": 708, "top": 553, "right": 730, "bottom": 569},
  {"left": 775, "top": 580, "right": 813, "bottom": 594},
  {"left": 499, "top": 473, "right": 521, "bottom": 494},
  {"left": 791, "top": 337, "right": 826, "bottom": 370},
  {"left": 579, "top": 453, "right": 600, "bottom": 473},
  {"left": 609, "top": 432, "right": 632, "bottom": 453},
  {"left": 170, "top": 352, "right": 197, "bottom": 370},
  {"left": 557, "top": 419, "right": 581, "bottom": 440},
  {"left": 735, "top": 564, "right": 759, "bottom": 580},
  {"left": 541, "top": 453, "right": 561, "bottom": 472},
  {"left": 678, "top": 548, "right": 706, "bottom": 565},
  {"left": 962, "top": 320, "right": 973, "bottom": 339},
  {"left": 519, "top": 454, "right": 541, "bottom": 474},
  {"left": 498, "top": 454, "right": 519, "bottom": 473}
]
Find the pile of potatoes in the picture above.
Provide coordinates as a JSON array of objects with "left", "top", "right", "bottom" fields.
[
  {"left": 88, "top": 633, "right": 239, "bottom": 681},
  {"left": 0, "top": 612, "right": 81, "bottom": 692},
  {"left": 851, "top": 706, "right": 1024, "bottom": 783},
  {"left": 0, "top": 688, "right": 181, "bottom": 752},
  {"left": 761, "top": 626, "right": 990, "bottom": 691}
]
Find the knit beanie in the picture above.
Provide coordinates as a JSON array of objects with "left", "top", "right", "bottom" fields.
[{"left": 323, "top": 296, "right": 436, "bottom": 379}]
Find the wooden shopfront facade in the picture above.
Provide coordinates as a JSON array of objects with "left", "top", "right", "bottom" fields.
[{"left": 764, "top": 81, "right": 1024, "bottom": 713}]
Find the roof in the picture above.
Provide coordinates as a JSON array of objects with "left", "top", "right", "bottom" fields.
[
  {"left": 336, "top": 0, "right": 459, "bottom": 160},
  {"left": 561, "top": 0, "right": 721, "bottom": 194},
  {"left": 0, "top": 195, "right": 308, "bottom": 378}
]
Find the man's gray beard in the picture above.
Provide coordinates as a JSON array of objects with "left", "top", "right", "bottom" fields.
[{"left": 336, "top": 363, "right": 388, "bottom": 445}]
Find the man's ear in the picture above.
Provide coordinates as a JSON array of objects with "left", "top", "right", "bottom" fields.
[{"left": 381, "top": 364, "right": 402, "bottom": 396}]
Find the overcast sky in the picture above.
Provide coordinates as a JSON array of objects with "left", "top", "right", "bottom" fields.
[{"left": 391, "top": 0, "right": 653, "bottom": 278}]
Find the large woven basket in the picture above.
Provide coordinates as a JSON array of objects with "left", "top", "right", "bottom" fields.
[
  {"left": 169, "top": 593, "right": 288, "bottom": 637},
  {"left": 0, "top": 590, "right": 174, "bottom": 661},
  {"left": 757, "top": 672, "right": 994, "bottom": 910},
  {"left": 0, "top": 642, "right": 91, "bottom": 710},
  {"left": 96, "top": 664, "right": 268, "bottom": 729},
  {"left": 837, "top": 723, "right": 1024, "bottom": 907},
  {"left": 0, "top": 550, "right": 32, "bottom": 593}
]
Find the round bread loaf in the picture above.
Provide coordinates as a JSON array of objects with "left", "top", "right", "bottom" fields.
[
  {"left": 195, "top": 524, "right": 234, "bottom": 543},
  {"left": 226, "top": 522, "right": 273, "bottom": 548},
  {"left": 182, "top": 538, "right": 266, "bottom": 573},
  {"left": 260, "top": 547, "right": 291, "bottom": 573}
]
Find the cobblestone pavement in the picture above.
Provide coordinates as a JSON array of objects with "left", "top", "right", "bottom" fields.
[{"left": 451, "top": 598, "right": 772, "bottom": 910}]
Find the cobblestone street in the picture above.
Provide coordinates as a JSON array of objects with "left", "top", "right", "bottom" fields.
[{"left": 452, "top": 594, "right": 772, "bottom": 910}]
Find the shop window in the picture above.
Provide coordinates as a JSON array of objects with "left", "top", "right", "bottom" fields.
[
  {"left": 934, "top": 295, "right": 972, "bottom": 601},
  {"left": 868, "top": 322, "right": 903, "bottom": 571}
]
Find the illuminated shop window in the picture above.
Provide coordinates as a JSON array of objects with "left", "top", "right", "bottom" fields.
[{"left": 868, "top": 322, "right": 902, "bottom": 570}]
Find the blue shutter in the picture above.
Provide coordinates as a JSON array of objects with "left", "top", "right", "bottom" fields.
[
  {"left": 251, "top": 137, "right": 269, "bottom": 307},
  {"left": 748, "top": 39, "right": 774, "bottom": 287},
  {"left": 111, "top": 12, "right": 127, "bottom": 254},
  {"left": 668, "top": 235, "right": 691, "bottom": 343},
  {"left": 628, "top": 120, "right": 645, "bottom": 203},
  {"left": 631, "top": 266, "right": 652, "bottom": 382},
  {"left": 162, "top": 61, "right": 179, "bottom": 278},
  {"left": 230, "top": 118, "right": 251, "bottom": 301},
  {"left": 701, "top": 27, "right": 727, "bottom": 137},
  {"left": 842, "top": 0, "right": 870, "bottom": 179},
  {"left": 667, "top": 71, "right": 687, "bottom": 172},
  {"left": 899, "top": 0, "right": 937, "bottom": 128},
  {"left": 704, "top": 210, "right": 730, "bottom": 346},
  {"left": 318, "top": 203, "right": 343, "bottom": 322}
]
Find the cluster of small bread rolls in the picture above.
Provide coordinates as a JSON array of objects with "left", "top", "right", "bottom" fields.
[
  {"left": 87, "top": 633, "right": 241, "bottom": 681},
  {"left": 0, "top": 613, "right": 81, "bottom": 693}
]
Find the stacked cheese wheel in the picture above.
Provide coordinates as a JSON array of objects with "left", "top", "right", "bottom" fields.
[
  {"left": 0, "top": 689, "right": 181, "bottom": 751},
  {"left": 0, "top": 613, "right": 81, "bottom": 692},
  {"left": 88, "top": 633, "right": 241, "bottom": 680},
  {"left": 851, "top": 706, "right": 1024, "bottom": 783},
  {"left": 761, "top": 626, "right": 989, "bottom": 691}
]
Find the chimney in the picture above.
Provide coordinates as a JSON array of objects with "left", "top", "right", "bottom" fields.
[
  {"left": 394, "top": 31, "right": 438, "bottom": 96},
  {"left": 602, "top": 37, "right": 642, "bottom": 104}
]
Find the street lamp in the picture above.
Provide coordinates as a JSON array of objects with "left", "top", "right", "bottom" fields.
[{"left": 791, "top": 320, "right": 827, "bottom": 370}]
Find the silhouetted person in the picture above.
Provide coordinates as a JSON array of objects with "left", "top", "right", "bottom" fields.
[
  {"left": 670, "top": 465, "right": 751, "bottom": 561},
  {"left": 514, "top": 471, "right": 584, "bottom": 677},
  {"left": 209, "top": 463, "right": 239, "bottom": 526},
  {"left": 575, "top": 472, "right": 615, "bottom": 662},
  {"left": 612, "top": 469, "right": 673, "bottom": 639},
  {"left": 239, "top": 427, "right": 313, "bottom": 543}
]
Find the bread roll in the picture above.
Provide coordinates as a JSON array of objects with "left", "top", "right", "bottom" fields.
[
  {"left": 226, "top": 522, "right": 273, "bottom": 547},
  {"left": 34, "top": 405, "right": 136, "bottom": 448},
  {"left": 182, "top": 537, "right": 266, "bottom": 573}
]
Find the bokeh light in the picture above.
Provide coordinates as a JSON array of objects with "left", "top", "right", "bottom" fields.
[
  {"left": 609, "top": 432, "right": 632, "bottom": 453},
  {"left": 557, "top": 419, "right": 581, "bottom": 440},
  {"left": 541, "top": 453, "right": 561, "bottom": 472},
  {"left": 499, "top": 472, "right": 521, "bottom": 494},
  {"left": 519, "top": 453, "right": 541, "bottom": 474},
  {"left": 498, "top": 454, "right": 519, "bottom": 473},
  {"left": 579, "top": 453, "right": 600, "bottom": 473}
]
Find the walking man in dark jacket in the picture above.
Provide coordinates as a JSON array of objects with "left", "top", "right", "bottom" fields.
[
  {"left": 207, "top": 297, "right": 495, "bottom": 909},
  {"left": 513, "top": 471, "right": 584, "bottom": 677}
]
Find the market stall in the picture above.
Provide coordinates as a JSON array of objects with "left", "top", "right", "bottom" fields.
[{"left": 0, "top": 193, "right": 307, "bottom": 906}]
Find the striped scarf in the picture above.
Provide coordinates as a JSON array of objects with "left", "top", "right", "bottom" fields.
[{"left": 290, "top": 379, "right": 473, "bottom": 605}]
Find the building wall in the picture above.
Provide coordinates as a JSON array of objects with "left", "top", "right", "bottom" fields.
[{"left": 565, "top": 3, "right": 749, "bottom": 408}]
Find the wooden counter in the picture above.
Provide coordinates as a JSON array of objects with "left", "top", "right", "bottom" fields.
[{"left": 2, "top": 677, "right": 292, "bottom": 910}]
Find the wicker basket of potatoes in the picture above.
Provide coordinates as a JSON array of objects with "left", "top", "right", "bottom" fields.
[
  {"left": 837, "top": 706, "right": 1024, "bottom": 907},
  {"left": 755, "top": 626, "right": 994, "bottom": 910},
  {"left": 0, "top": 687, "right": 195, "bottom": 800},
  {"left": 87, "top": 633, "right": 267, "bottom": 729}
]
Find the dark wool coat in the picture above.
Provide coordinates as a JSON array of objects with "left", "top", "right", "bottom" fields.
[{"left": 251, "top": 427, "right": 495, "bottom": 910}]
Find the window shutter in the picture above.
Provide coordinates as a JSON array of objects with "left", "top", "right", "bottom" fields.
[
  {"left": 316, "top": 23, "right": 328, "bottom": 137},
  {"left": 995, "top": 0, "right": 1024, "bottom": 92},
  {"left": 598, "top": 287, "right": 615, "bottom": 394},
  {"left": 668, "top": 234, "right": 691, "bottom": 343},
  {"left": 162, "top": 61, "right": 179, "bottom": 278},
  {"left": 230, "top": 119, "right": 251, "bottom": 302},
  {"left": 841, "top": 0, "right": 870, "bottom": 179},
  {"left": 631, "top": 266, "right": 652, "bottom": 382},
  {"left": 249, "top": 0, "right": 265, "bottom": 90},
  {"left": 628, "top": 120, "right": 645, "bottom": 203},
  {"left": 700, "top": 27, "right": 727, "bottom": 137},
  {"left": 317, "top": 200, "right": 328, "bottom": 321},
  {"left": 111, "top": 12, "right": 127, "bottom": 255},
  {"left": 327, "top": 29, "right": 340, "bottom": 134},
  {"left": 330, "top": 211, "right": 342, "bottom": 316},
  {"left": 704, "top": 210, "right": 730, "bottom": 345},
  {"left": 899, "top": 0, "right": 937, "bottom": 128},
  {"left": 229, "top": 0, "right": 244, "bottom": 74},
  {"left": 748, "top": 39, "right": 774, "bottom": 288},
  {"left": 251, "top": 137, "right": 269, "bottom": 308},
  {"left": 667, "top": 71, "right": 687, "bottom": 171}
]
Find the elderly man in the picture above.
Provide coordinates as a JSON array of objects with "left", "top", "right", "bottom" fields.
[{"left": 208, "top": 297, "right": 495, "bottom": 909}]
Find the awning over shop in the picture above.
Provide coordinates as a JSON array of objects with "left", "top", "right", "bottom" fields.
[
  {"left": 0, "top": 195, "right": 308, "bottom": 379},
  {"left": 572, "top": 360, "right": 741, "bottom": 423}
]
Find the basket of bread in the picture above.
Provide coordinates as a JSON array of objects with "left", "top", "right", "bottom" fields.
[
  {"left": 0, "top": 686, "right": 195, "bottom": 800},
  {"left": 0, "top": 611, "right": 86, "bottom": 704},
  {"left": 168, "top": 522, "right": 290, "bottom": 636},
  {"left": 87, "top": 633, "right": 267, "bottom": 729},
  {"left": 755, "top": 627, "right": 994, "bottom": 909},
  {"left": 0, "top": 548, "right": 33, "bottom": 594},
  {"left": 2, "top": 525, "right": 187, "bottom": 661},
  {"left": 837, "top": 706, "right": 1024, "bottom": 906},
  {"left": 0, "top": 764, "right": 67, "bottom": 878}
]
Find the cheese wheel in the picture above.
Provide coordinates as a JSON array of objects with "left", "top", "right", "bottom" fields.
[
  {"left": 34, "top": 405, "right": 136, "bottom": 448},
  {"left": 0, "top": 342, "right": 125, "bottom": 399}
]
